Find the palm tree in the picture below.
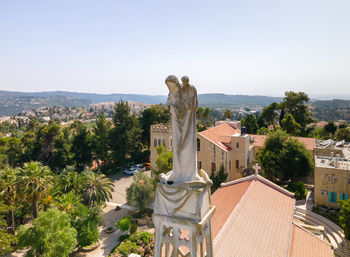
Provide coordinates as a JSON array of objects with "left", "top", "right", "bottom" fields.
[
  {"left": 20, "top": 161, "right": 53, "bottom": 218},
  {"left": 55, "top": 166, "right": 81, "bottom": 194},
  {"left": 80, "top": 170, "right": 114, "bottom": 206},
  {"left": 54, "top": 191, "right": 80, "bottom": 212},
  {"left": 0, "top": 168, "right": 20, "bottom": 233}
]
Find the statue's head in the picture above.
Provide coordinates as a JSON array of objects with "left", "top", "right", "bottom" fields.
[
  {"left": 165, "top": 75, "right": 180, "bottom": 93},
  {"left": 181, "top": 76, "right": 189, "bottom": 86}
]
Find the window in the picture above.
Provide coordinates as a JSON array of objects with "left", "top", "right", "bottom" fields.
[
  {"left": 211, "top": 162, "right": 216, "bottom": 172},
  {"left": 197, "top": 139, "right": 200, "bottom": 151},
  {"left": 154, "top": 139, "right": 157, "bottom": 147},
  {"left": 236, "top": 160, "right": 239, "bottom": 169},
  {"left": 198, "top": 161, "right": 202, "bottom": 169},
  {"left": 221, "top": 151, "right": 224, "bottom": 162},
  {"left": 328, "top": 192, "right": 337, "bottom": 203},
  {"left": 236, "top": 142, "right": 239, "bottom": 148},
  {"left": 158, "top": 139, "right": 161, "bottom": 146},
  {"left": 229, "top": 161, "right": 231, "bottom": 170},
  {"left": 213, "top": 145, "right": 216, "bottom": 159},
  {"left": 327, "top": 175, "right": 335, "bottom": 184},
  {"left": 348, "top": 178, "right": 350, "bottom": 184},
  {"left": 162, "top": 139, "right": 166, "bottom": 147}
]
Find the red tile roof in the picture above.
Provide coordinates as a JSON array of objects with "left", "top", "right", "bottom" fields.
[
  {"left": 211, "top": 180, "right": 251, "bottom": 238},
  {"left": 251, "top": 134, "right": 316, "bottom": 151},
  {"left": 199, "top": 123, "right": 240, "bottom": 151},
  {"left": 211, "top": 175, "right": 333, "bottom": 257},
  {"left": 289, "top": 224, "right": 333, "bottom": 257}
]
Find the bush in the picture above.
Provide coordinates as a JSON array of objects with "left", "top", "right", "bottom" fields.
[
  {"left": 115, "top": 216, "right": 131, "bottom": 232},
  {"left": 69, "top": 203, "right": 100, "bottom": 247},
  {"left": 110, "top": 231, "right": 154, "bottom": 257},
  {"left": 126, "top": 173, "right": 155, "bottom": 211},
  {"left": 129, "top": 223, "right": 138, "bottom": 235},
  {"left": 287, "top": 181, "right": 307, "bottom": 200},
  {"left": 17, "top": 209, "right": 77, "bottom": 257}
]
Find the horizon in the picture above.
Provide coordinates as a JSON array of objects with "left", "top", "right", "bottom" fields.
[{"left": 1, "top": 1, "right": 350, "bottom": 96}]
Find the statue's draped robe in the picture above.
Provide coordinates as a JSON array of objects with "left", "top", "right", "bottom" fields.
[{"left": 166, "top": 84, "right": 203, "bottom": 185}]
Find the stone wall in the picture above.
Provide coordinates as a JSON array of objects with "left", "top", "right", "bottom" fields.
[{"left": 150, "top": 124, "right": 172, "bottom": 170}]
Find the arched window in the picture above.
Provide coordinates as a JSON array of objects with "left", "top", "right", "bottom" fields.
[
  {"left": 154, "top": 139, "right": 157, "bottom": 147},
  {"left": 158, "top": 139, "right": 161, "bottom": 146},
  {"left": 162, "top": 139, "right": 166, "bottom": 147}
]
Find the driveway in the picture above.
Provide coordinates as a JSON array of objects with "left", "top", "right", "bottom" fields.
[{"left": 109, "top": 170, "right": 151, "bottom": 205}]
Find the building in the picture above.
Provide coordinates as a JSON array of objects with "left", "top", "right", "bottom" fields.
[
  {"left": 212, "top": 174, "right": 335, "bottom": 257},
  {"left": 150, "top": 124, "right": 172, "bottom": 169},
  {"left": 314, "top": 155, "right": 350, "bottom": 208},
  {"left": 314, "top": 139, "right": 350, "bottom": 158},
  {"left": 197, "top": 123, "right": 254, "bottom": 180}
]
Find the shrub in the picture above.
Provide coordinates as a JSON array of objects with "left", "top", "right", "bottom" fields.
[
  {"left": 17, "top": 209, "right": 77, "bottom": 257},
  {"left": 287, "top": 181, "right": 307, "bottom": 200},
  {"left": 129, "top": 223, "right": 138, "bottom": 234},
  {"left": 126, "top": 173, "right": 155, "bottom": 211},
  {"left": 110, "top": 231, "right": 154, "bottom": 257},
  {"left": 115, "top": 216, "right": 131, "bottom": 232}
]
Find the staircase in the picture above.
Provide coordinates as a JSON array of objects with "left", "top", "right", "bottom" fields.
[{"left": 294, "top": 207, "right": 350, "bottom": 257}]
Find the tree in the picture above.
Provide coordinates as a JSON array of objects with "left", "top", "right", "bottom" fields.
[
  {"left": 210, "top": 165, "right": 228, "bottom": 193},
  {"left": 110, "top": 101, "right": 143, "bottom": 166},
  {"left": 324, "top": 121, "right": 337, "bottom": 137},
  {"left": 80, "top": 170, "right": 114, "bottom": 206},
  {"left": 339, "top": 199, "right": 350, "bottom": 240},
  {"left": 0, "top": 136, "right": 22, "bottom": 168},
  {"left": 139, "top": 105, "right": 170, "bottom": 145},
  {"left": 257, "top": 130, "right": 313, "bottom": 181},
  {"left": 197, "top": 107, "right": 212, "bottom": 131},
  {"left": 126, "top": 172, "right": 155, "bottom": 211},
  {"left": 56, "top": 167, "right": 81, "bottom": 194},
  {"left": 241, "top": 114, "right": 258, "bottom": 134},
  {"left": 91, "top": 114, "right": 111, "bottom": 167},
  {"left": 281, "top": 113, "right": 301, "bottom": 135},
  {"left": 151, "top": 144, "right": 173, "bottom": 182},
  {"left": 335, "top": 128, "right": 350, "bottom": 142},
  {"left": 49, "top": 128, "right": 73, "bottom": 172},
  {"left": 71, "top": 123, "right": 92, "bottom": 171},
  {"left": 0, "top": 168, "right": 20, "bottom": 233},
  {"left": 279, "top": 91, "right": 314, "bottom": 135},
  {"left": 0, "top": 202, "right": 17, "bottom": 255},
  {"left": 68, "top": 203, "right": 101, "bottom": 247},
  {"left": 20, "top": 162, "right": 53, "bottom": 218},
  {"left": 18, "top": 208, "right": 77, "bottom": 257},
  {"left": 115, "top": 216, "right": 131, "bottom": 233},
  {"left": 223, "top": 109, "right": 233, "bottom": 120},
  {"left": 261, "top": 102, "right": 279, "bottom": 130},
  {"left": 287, "top": 181, "right": 307, "bottom": 200}
]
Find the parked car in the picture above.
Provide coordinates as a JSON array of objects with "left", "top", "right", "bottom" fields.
[
  {"left": 123, "top": 168, "right": 137, "bottom": 176},
  {"left": 131, "top": 164, "right": 144, "bottom": 172}
]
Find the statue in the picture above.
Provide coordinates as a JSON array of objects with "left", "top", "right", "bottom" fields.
[{"left": 159, "top": 75, "right": 204, "bottom": 186}]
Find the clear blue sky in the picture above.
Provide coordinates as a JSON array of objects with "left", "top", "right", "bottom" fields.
[{"left": 1, "top": 0, "right": 349, "bottom": 96}]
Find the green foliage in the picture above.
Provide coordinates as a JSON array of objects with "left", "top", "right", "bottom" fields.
[
  {"left": 0, "top": 136, "right": 23, "bottom": 168},
  {"left": 311, "top": 99, "right": 350, "bottom": 122},
  {"left": 71, "top": 122, "right": 92, "bottom": 171},
  {"left": 197, "top": 107, "right": 212, "bottom": 131},
  {"left": 110, "top": 101, "right": 143, "bottom": 166},
  {"left": 223, "top": 109, "right": 233, "bottom": 120},
  {"left": 258, "top": 130, "right": 314, "bottom": 181},
  {"left": 287, "top": 181, "right": 307, "bottom": 200},
  {"left": 20, "top": 161, "right": 53, "bottom": 218},
  {"left": 151, "top": 144, "right": 173, "bottom": 181},
  {"left": 281, "top": 113, "right": 301, "bottom": 135},
  {"left": 17, "top": 208, "right": 77, "bottom": 257},
  {"left": 312, "top": 127, "right": 331, "bottom": 140},
  {"left": 324, "top": 121, "right": 338, "bottom": 137},
  {"left": 91, "top": 114, "right": 111, "bottom": 164},
  {"left": 257, "top": 127, "right": 269, "bottom": 135},
  {"left": 126, "top": 173, "right": 155, "bottom": 211},
  {"left": 115, "top": 216, "right": 131, "bottom": 232},
  {"left": 139, "top": 105, "right": 170, "bottom": 145},
  {"left": 110, "top": 231, "right": 154, "bottom": 257},
  {"left": 80, "top": 170, "right": 114, "bottom": 206},
  {"left": 129, "top": 223, "right": 138, "bottom": 235},
  {"left": 280, "top": 91, "right": 314, "bottom": 135},
  {"left": 210, "top": 165, "right": 228, "bottom": 193},
  {"left": 0, "top": 202, "right": 17, "bottom": 256},
  {"left": 339, "top": 199, "right": 350, "bottom": 240},
  {"left": 335, "top": 128, "right": 350, "bottom": 141},
  {"left": 69, "top": 203, "right": 100, "bottom": 247},
  {"left": 261, "top": 102, "right": 279, "bottom": 130},
  {"left": 241, "top": 114, "right": 258, "bottom": 134},
  {"left": 49, "top": 128, "right": 73, "bottom": 172}
]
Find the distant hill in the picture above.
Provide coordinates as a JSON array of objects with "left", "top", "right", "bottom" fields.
[{"left": 310, "top": 99, "right": 350, "bottom": 122}]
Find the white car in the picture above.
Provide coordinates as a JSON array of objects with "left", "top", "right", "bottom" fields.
[
  {"left": 131, "top": 164, "right": 144, "bottom": 172},
  {"left": 123, "top": 168, "right": 137, "bottom": 176}
]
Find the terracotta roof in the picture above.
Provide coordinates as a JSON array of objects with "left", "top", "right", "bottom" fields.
[
  {"left": 315, "top": 121, "right": 328, "bottom": 128},
  {"left": 251, "top": 134, "right": 316, "bottom": 151},
  {"left": 199, "top": 123, "right": 240, "bottom": 151},
  {"left": 212, "top": 175, "right": 332, "bottom": 257},
  {"left": 288, "top": 224, "right": 333, "bottom": 257},
  {"left": 211, "top": 180, "right": 251, "bottom": 238}
]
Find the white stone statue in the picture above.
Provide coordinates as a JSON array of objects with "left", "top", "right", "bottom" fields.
[{"left": 159, "top": 75, "right": 205, "bottom": 186}]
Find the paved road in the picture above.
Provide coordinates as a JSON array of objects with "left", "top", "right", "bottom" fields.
[{"left": 109, "top": 170, "right": 151, "bottom": 205}]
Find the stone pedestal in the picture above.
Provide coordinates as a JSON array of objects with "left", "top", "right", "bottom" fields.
[{"left": 153, "top": 170, "right": 215, "bottom": 257}]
